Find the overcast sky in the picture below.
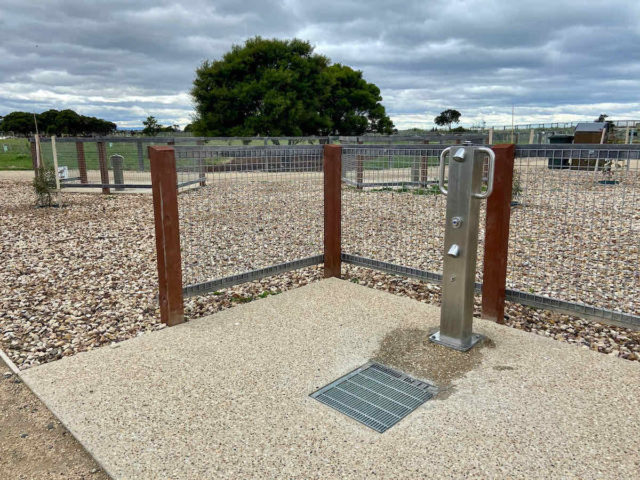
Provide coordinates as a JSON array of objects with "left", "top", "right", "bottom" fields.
[{"left": 1, "top": 0, "right": 639, "bottom": 129}]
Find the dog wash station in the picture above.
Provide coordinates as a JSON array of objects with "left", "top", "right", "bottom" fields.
[{"left": 20, "top": 145, "right": 640, "bottom": 479}]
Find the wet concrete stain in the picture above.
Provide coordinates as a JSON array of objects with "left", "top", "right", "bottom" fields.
[{"left": 372, "top": 327, "right": 495, "bottom": 399}]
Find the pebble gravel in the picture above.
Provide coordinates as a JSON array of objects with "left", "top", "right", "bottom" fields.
[{"left": 0, "top": 176, "right": 638, "bottom": 370}]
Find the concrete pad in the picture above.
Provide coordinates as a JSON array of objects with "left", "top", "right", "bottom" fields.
[{"left": 22, "top": 279, "right": 640, "bottom": 479}]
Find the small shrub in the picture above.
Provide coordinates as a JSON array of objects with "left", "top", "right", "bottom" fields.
[
  {"left": 32, "top": 166, "right": 57, "bottom": 207},
  {"left": 512, "top": 172, "right": 522, "bottom": 201}
]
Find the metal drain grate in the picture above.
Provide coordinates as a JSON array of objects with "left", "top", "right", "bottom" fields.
[{"left": 310, "top": 362, "right": 434, "bottom": 433}]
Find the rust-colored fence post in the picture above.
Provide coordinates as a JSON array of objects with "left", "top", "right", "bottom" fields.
[
  {"left": 481, "top": 144, "right": 516, "bottom": 324},
  {"left": 96, "top": 141, "right": 110, "bottom": 194},
  {"left": 324, "top": 145, "right": 342, "bottom": 278},
  {"left": 149, "top": 146, "right": 184, "bottom": 326},
  {"left": 76, "top": 141, "right": 88, "bottom": 184},
  {"left": 355, "top": 154, "right": 364, "bottom": 189},
  {"left": 29, "top": 139, "right": 38, "bottom": 171}
]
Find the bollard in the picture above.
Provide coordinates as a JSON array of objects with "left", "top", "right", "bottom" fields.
[
  {"left": 136, "top": 140, "right": 144, "bottom": 171},
  {"left": 111, "top": 154, "right": 124, "bottom": 191}
]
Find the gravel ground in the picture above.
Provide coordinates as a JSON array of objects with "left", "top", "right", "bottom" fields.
[{"left": 1, "top": 172, "right": 638, "bottom": 370}]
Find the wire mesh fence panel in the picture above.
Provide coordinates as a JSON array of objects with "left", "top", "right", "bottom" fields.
[
  {"left": 175, "top": 145, "right": 325, "bottom": 290},
  {"left": 341, "top": 144, "right": 487, "bottom": 278},
  {"left": 37, "top": 138, "right": 183, "bottom": 189},
  {"left": 509, "top": 145, "right": 640, "bottom": 317}
]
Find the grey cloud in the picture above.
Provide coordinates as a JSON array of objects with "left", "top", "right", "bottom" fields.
[{"left": 1, "top": 0, "right": 639, "bottom": 129}]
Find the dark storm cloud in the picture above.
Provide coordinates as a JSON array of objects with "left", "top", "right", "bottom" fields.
[{"left": 1, "top": 0, "right": 639, "bottom": 128}]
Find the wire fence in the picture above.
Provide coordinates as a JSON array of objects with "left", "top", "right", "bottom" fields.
[
  {"left": 508, "top": 145, "right": 640, "bottom": 318},
  {"left": 147, "top": 141, "right": 640, "bottom": 328},
  {"left": 174, "top": 145, "right": 325, "bottom": 293},
  {"left": 341, "top": 144, "right": 455, "bottom": 278}
]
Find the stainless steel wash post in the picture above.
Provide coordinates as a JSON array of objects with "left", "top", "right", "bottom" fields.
[{"left": 430, "top": 146, "right": 495, "bottom": 351}]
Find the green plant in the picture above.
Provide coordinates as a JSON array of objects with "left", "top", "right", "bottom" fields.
[
  {"left": 32, "top": 165, "right": 57, "bottom": 207},
  {"left": 413, "top": 184, "right": 441, "bottom": 196},
  {"left": 512, "top": 172, "right": 522, "bottom": 200}
]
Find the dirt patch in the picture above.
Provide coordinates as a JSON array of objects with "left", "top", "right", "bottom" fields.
[
  {"left": 372, "top": 327, "right": 494, "bottom": 399},
  {"left": 0, "top": 357, "right": 109, "bottom": 480}
]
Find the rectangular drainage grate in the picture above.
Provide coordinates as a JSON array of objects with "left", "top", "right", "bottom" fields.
[{"left": 310, "top": 362, "right": 435, "bottom": 433}]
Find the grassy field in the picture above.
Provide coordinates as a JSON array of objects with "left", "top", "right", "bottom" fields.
[{"left": 0, "top": 138, "right": 32, "bottom": 170}]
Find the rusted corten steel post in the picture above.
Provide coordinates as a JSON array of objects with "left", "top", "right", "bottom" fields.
[
  {"left": 29, "top": 140, "right": 38, "bottom": 171},
  {"left": 76, "top": 141, "right": 88, "bottom": 184},
  {"left": 323, "top": 145, "right": 342, "bottom": 278},
  {"left": 96, "top": 141, "right": 110, "bottom": 194},
  {"left": 149, "top": 146, "right": 185, "bottom": 326},
  {"left": 481, "top": 144, "right": 516, "bottom": 324}
]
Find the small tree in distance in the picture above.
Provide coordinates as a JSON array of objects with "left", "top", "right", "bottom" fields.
[
  {"left": 434, "top": 109, "right": 462, "bottom": 130},
  {"left": 142, "top": 116, "right": 161, "bottom": 136}
]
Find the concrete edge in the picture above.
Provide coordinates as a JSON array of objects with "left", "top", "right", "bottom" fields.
[
  {"left": 0, "top": 347, "right": 20, "bottom": 375},
  {"left": 1, "top": 346, "right": 116, "bottom": 480}
]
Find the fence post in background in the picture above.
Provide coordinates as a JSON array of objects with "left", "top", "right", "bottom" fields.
[
  {"left": 323, "top": 145, "right": 342, "bottom": 279},
  {"left": 198, "top": 157, "right": 206, "bottom": 187},
  {"left": 149, "top": 146, "right": 184, "bottom": 326},
  {"left": 419, "top": 140, "right": 429, "bottom": 184},
  {"left": 488, "top": 128, "right": 493, "bottom": 145},
  {"left": 411, "top": 157, "right": 420, "bottom": 183},
  {"left": 29, "top": 139, "right": 38, "bottom": 172},
  {"left": 528, "top": 129, "right": 535, "bottom": 144},
  {"left": 96, "top": 141, "right": 110, "bottom": 194},
  {"left": 51, "top": 135, "right": 60, "bottom": 192},
  {"left": 481, "top": 144, "right": 516, "bottom": 324},
  {"left": 76, "top": 141, "right": 88, "bottom": 184},
  {"left": 356, "top": 154, "right": 364, "bottom": 189},
  {"left": 136, "top": 140, "right": 144, "bottom": 171},
  {"left": 34, "top": 134, "right": 42, "bottom": 169}
]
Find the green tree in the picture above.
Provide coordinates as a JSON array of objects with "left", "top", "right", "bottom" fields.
[
  {"left": 323, "top": 64, "right": 394, "bottom": 135},
  {"left": 0, "top": 109, "right": 116, "bottom": 136},
  {"left": 434, "top": 109, "right": 462, "bottom": 130},
  {"left": 191, "top": 37, "right": 393, "bottom": 136},
  {"left": 0, "top": 111, "right": 35, "bottom": 135},
  {"left": 142, "top": 116, "right": 162, "bottom": 136}
]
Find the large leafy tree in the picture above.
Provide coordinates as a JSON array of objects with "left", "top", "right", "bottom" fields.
[{"left": 191, "top": 37, "right": 394, "bottom": 136}]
